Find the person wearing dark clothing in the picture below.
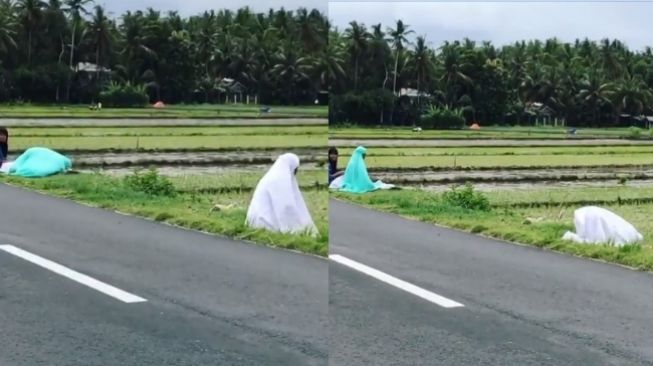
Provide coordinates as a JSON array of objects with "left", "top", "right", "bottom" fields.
[
  {"left": 0, "top": 127, "right": 8, "bottom": 166},
  {"left": 328, "top": 147, "right": 344, "bottom": 184}
]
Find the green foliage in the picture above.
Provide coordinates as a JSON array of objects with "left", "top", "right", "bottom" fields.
[
  {"left": 419, "top": 106, "right": 466, "bottom": 130},
  {"left": 123, "top": 169, "right": 176, "bottom": 196},
  {"left": 99, "top": 82, "right": 149, "bottom": 108},
  {"left": 442, "top": 183, "right": 491, "bottom": 211},
  {"left": 330, "top": 89, "right": 395, "bottom": 125},
  {"left": 628, "top": 126, "right": 643, "bottom": 139}
]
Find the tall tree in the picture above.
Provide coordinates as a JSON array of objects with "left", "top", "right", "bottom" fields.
[{"left": 16, "top": 0, "right": 46, "bottom": 64}]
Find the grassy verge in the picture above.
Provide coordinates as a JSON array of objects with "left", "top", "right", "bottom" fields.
[
  {"left": 0, "top": 104, "right": 328, "bottom": 119},
  {"left": 333, "top": 188, "right": 653, "bottom": 271},
  {"left": 1, "top": 173, "right": 328, "bottom": 256}
]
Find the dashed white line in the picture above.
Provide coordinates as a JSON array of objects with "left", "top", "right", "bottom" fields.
[
  {"left": 0, "top": 244, "right": 147, "bottom": 304},
  {"left": 330, "top": 254, "right": 464, "bottom": 309}
]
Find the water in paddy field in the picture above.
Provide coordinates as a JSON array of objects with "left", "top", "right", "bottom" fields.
[
  {"left": 80, "top": 165, "right": 323, "bottom": 177},
  {"left": 376, "top": 166, "right": 653, "bottom": 183},
  {"left": 70, "top": 150, "right": 323, "bottom": 166}
]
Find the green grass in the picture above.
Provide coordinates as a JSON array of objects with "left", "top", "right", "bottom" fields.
[
  {"left": 329, "top": 126, "right": 640, "bottom": 139},
  {"left": 361, "top": 154, "right": 653, "bottom": 169},
  {"left": 333, "top": 188, "right": 653, "bottom": 270},
  {"left": 168, "top": 170, "right": 325, "bottom": 192},
  {"left": 1, "top": 173, "right": 328, "bottom": 256},
  {"left": 10, "top": 134, "right": 325, "bottom": 151},
  {"left": 0, "top": 103, "right": 327, "bottom": 119},
  {"left": 8, "top": 126, "right": 327, "bottom": 137}
]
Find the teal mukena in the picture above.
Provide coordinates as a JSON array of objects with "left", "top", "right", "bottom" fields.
[{"left": 339, "top": 146, "right": 381, "bottom": 193}]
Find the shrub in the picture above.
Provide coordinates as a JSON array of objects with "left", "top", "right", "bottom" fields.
[
  {"left": 628, "top": 126, "right": 643, "bottom": 139},
  {"left": 99, "top": 82, "right": 149, "bottom": 107},
  {"left": 419, "top": 106, "right": 465, "bottom": 130},
  {"left": 124, "top": 169, "right": 176, "bottom": 196},
  {"left": 442, "top": 183, "right": 491, "bottom": 211}
]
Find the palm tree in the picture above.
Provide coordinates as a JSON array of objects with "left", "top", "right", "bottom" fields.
[
  {"left": 387, "top": 20, "right": 413, "bottom": 96},
  {"left": 344, "top": 21, "right": 369, "bottom": 91},
  {"left": 609, "top": 74, "right": 653, "bottom": 121},
  {"left": 16, "top": 0, "right": 46, "bottom": 64},
  {"left": 439, "top": 42, "right": 473, "bottom": 107},
  {"left": 272, "top": 43, "right": 310, "bottom": 103},
  {"left": 64, "top": 0, "right": 93, "bottom": 101},
  {"left": 314, "top": 30, "right": 345, "bottom": 92},
  {"left": 86, "top": 5, "right": 111, "bottom": 79},
  {"left": 409, "top": 36, "right": 435, "bottom": 106},
  {"left": 0, "top": 0, "right": 18, "bottom": 56},
  {"left": 578, "top": 69, "right": 612, "bottom": 126}
]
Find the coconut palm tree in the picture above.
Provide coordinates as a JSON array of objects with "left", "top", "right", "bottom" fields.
[
  {"left": 0, "top": 0, "right": 18, "bottom": 56},
  {"left": 85, "top": 5, "right": 112, "bottom": 79},
  {"left": 64, "top": 0, "right": 93, "bottom": 101},
  {"left": 409, "top": 36, "right": 435, "bottom": 106},
  {"left": 344, "top": 21, "right": 369, "bottom": 91},
  {"left": 387, "top": 20, "right": 413, "bottom": 96},
  {"left": 16, "top": 0, "right": 46, "bottom": 64}
]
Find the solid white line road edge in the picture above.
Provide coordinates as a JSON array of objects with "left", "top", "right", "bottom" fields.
[
  {"left": 0, "top": 244, "right": 147, "bottom": 304},
  {"left": 329, "top": 254, "right": 464, "bottom": 309}
]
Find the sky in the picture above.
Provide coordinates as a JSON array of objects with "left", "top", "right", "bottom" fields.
[
  {"left": 99, "top": 0, "right": 327, "bottom": 17},
  {"left": 329, "top": 1, "right": 653, "bottom": 51}
]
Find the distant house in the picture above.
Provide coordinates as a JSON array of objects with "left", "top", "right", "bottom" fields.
[
  {"left": 72, "top": 62, "right": 112, "bottom": 102},
  {"left": 218, "top": 78, "right": 249, "bottom": 103},
  {"left": 399, "top": 88, "right": 431, "bottom": 99},
  {"left": 524, "top": 102, "right": 563, "bottom": 126}
]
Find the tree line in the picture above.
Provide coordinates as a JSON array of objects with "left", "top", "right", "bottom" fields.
[
  {"left": 0, "top": 0, "right": 328, "bottom": 105},
  {"left": 329, "top": 20, "right": 653, "bottom": 127}
]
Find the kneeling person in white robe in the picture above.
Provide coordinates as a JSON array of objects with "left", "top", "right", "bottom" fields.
[
  {"left": 246, "top": 153, "right": 318, "bottom": 236},
  {"left": 562, "top": 206, "right": 643, "bottom": 246}
]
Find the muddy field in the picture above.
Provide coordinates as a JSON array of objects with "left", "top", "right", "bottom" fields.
[
  {"left": 68, "top": 149, "right": 324, "bottom": 167},
  {"left": 329, "top": 138, "right": 653, "bottom": 147}
]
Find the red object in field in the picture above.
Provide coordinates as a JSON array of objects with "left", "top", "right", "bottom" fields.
[
  {"left": 470, "top": 123, "right": 481, "bottom": 130},
  {"left": 153, "top": 101, "right": 166, "bottom": 108}
]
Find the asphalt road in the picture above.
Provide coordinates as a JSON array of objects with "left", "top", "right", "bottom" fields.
[
  {"left": 0, "top": 184, "right": 327, "bottom": 366},
  {"left": 329, "top": 199, "right": 653, "bottom": 366}
]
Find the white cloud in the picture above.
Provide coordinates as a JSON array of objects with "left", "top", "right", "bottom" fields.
[{"left": 328, "top": 1, "right": 653, "bottom": 50}]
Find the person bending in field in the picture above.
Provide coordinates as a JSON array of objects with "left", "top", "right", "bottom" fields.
[
  {"left": 246, "top": 153, "right": 318, "bottom": 236},
  {"left": 0, "top": 127, "right": 9, "bottom": 166},
  {"left": 328, "top": 147, "right": 344, "bottom": 184}
]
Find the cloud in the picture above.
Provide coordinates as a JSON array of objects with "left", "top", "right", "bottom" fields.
[
  {"left": 98, "top": 0, "right": 326, "bottom": 18},
  {"left": 328, "top": 1, "right": 653, "bottom": 50}
]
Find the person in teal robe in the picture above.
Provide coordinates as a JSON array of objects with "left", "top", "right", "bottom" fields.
[{"left": 339, "top": 146, "right": 381, "bottom": 193}]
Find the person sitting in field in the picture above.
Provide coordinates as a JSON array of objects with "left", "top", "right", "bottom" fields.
[
  {"left": 0, "top": 127, "right": 8, "bottom": 166},
  {"left": 328, "top": 147, "right": 344, "bottom": 185},
  {"left": 338, "top": 146, "right": 394, "bottom": 193},
  {"left": 562, "top": 206, "right": 643, "bottom": 246},
  {"left": 246, "top": 153, "right": 318, "bottom": 236}
]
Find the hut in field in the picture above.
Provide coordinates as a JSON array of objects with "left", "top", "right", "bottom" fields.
[{"left": 217, "top": 78, "right": 254, "bottom": 104}]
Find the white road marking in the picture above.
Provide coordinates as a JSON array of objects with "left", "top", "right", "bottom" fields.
[
  {"left": 0, "top": 244, "right": 147, "bottom": 304},
  {"left": 330, "top": 254, "right": 464, "bottom": 309}
]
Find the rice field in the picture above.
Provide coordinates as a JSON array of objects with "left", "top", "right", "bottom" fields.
[
  {"left": 2, "top": 117, "right": 329, "bottom": 255},
  {"left": 333, "top": 126, "right": 653, "bottom": 269}
]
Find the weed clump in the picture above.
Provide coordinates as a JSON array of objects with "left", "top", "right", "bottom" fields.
[
  {"left": 124, "top": 169, "right": 176, "bottom": 196},
  {"left": 442, "top": 183, "right": 491, "bottom": 211}
]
